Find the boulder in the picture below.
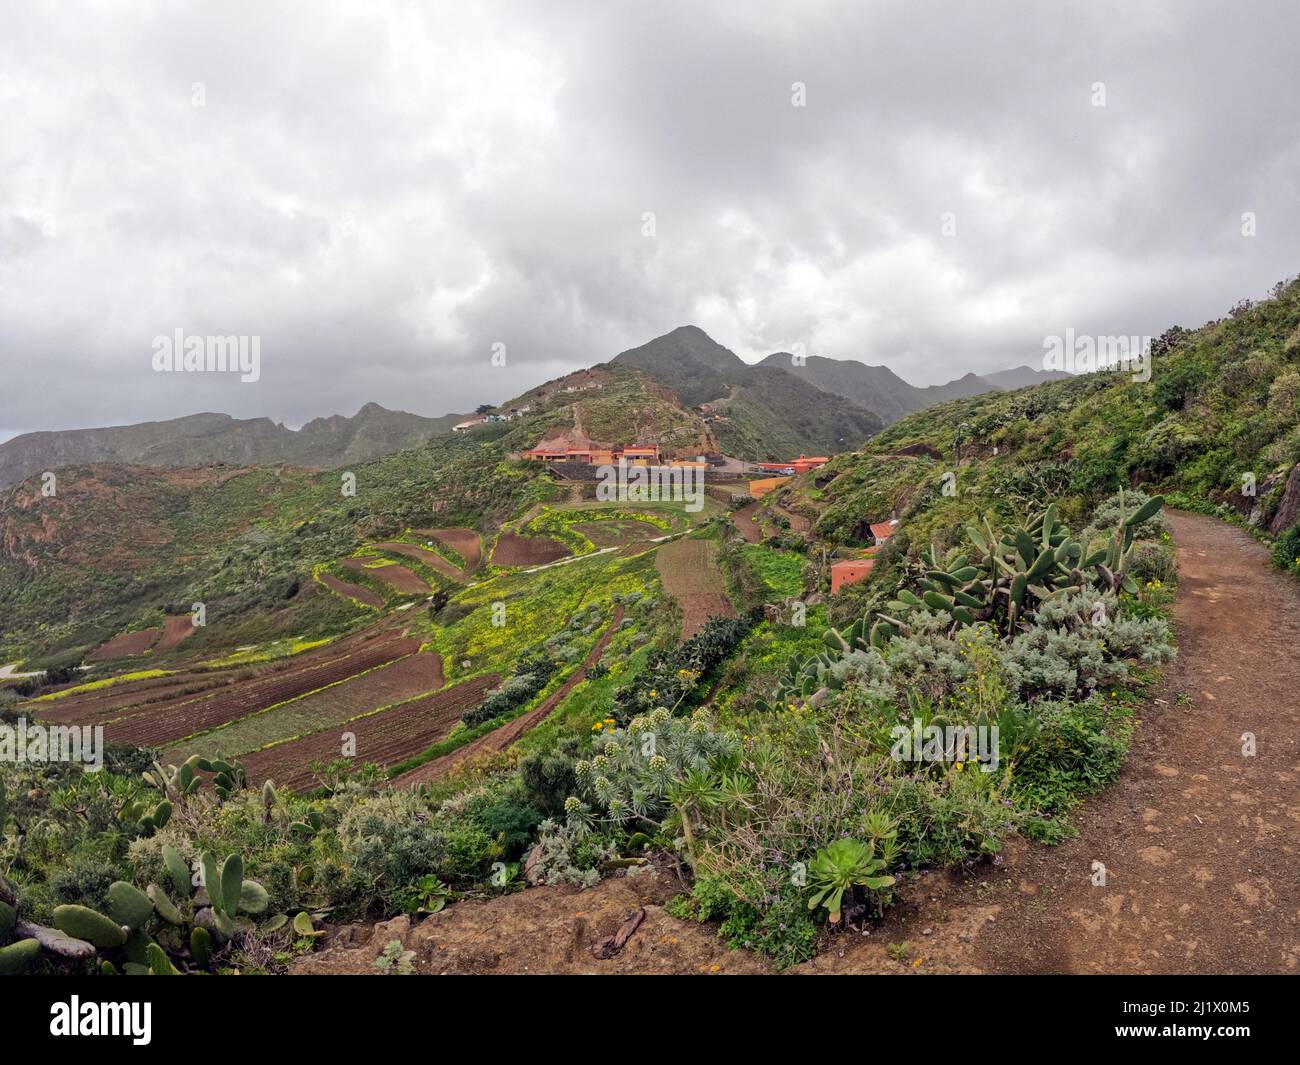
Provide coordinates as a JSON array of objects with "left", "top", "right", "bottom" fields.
[{"left": 1269, "top": 464, "right": 1300, "bottom": 534}]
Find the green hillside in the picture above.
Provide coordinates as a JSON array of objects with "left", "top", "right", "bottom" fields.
[
  {"left": 0, "top": 436, "right": 549, "bottom": 664},
  {"left": 791, "top": 277, "right": 1300, "bottom": 569}
]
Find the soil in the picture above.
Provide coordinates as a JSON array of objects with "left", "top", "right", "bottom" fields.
[
  {"left": 655, "top": 538, "right": 736, "bottom": 640},
  {"left": 102, "top": 634, "right": 421, "bottom": 747},
  {"left": 341, "top": 558, "right": 429, "bottom": 595},
  {"left": 772, "top": 504, "right": 811, "bottom": 536},
  {"left": 165, "top": 650, "right": 446, "bottom": 763},
  {"left": 391, "top": 606, "right": 625, "bottom": 787},
  {"left": 241, "top": 673, "right": 501, "bottom": 790},
  {"left": 35, "top": 624, "right": 404, "bottom": 725},
  {"left": 415, "top": 528, "right": 483, "bottom": 572},
  {"left": 88, "top": 629, "right": 159, "bottom": 661},
  {"left": 730, "top": 501, "right": 766, "bottom": 543},
  {"left": 491, "top": 531, "right": 571, "bottom": 567},
  {"left": 318, "top": 572, "right": 382, "bottom": 609},
  {"left": 296, "top": 510, "right": 1300, "bottom": 975},
  {"left": 155, "top": 615, "right": 196, "bottom": 652},
  {"left": 371, "top": 542, "right": 465, "bottom": 582}
]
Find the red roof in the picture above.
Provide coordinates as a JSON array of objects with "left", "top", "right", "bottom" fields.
[{"left": 869, "top": 521, "right": 898, "bottom": 541}]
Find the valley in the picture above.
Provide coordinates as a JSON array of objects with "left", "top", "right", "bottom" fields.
[{"left": 3, "top": 281, "right": 1300, "bottom": 978}]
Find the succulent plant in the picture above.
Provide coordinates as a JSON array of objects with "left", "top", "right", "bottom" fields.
[
  {"left": 763, "top": 494, "right": 1164, "bottom": 711},
  {"left": 806, "top": 838, "right": 895, "bottom": 924},
  {"left": 29, "top": 850, "right": 277, "bottom": 974}
]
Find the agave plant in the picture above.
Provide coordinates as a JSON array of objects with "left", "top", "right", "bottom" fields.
[{"left": 806, "top": 838, "right": 895, "bottom": 924}]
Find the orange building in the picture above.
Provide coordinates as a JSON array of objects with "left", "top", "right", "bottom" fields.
[
  {"left": 621, "top": 445, "right": 660, "bottom": 464},
  {"left": 831, "top": 558, "right": 875, "bottom": 593},
  {"left": 748, "top": 476, "right": 791, "bottom": 499}
]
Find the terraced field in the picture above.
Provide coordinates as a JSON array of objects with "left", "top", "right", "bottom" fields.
[
  {"left": 392, "top": 606, "right": 624, "bottom": 786},
  {"left": 36, "top": 626, "right": 405, "bottom": 726},
  {"left": 574, "top": 518, "right": 663, "bottom": 547},
  {"left": 730, "top": 501, "right": 766, "bottom": 543},
  {"left": 491, "top": 531, "right": 570, "bottom": 566},
  {"left": 36, "top": 672, "right": 225, "bottom": 724},
  {"left": 414, "top": 527, "right": 483, "bottom": 571},
  {"left": 341, "top": 558, "right": 430, "bottom": 594},
  {"left": 156, "top": 615, "right": 196, "bottom": 651},
  {"left": 88, "top": 629, "right": 159, "bottom": 661},
  {"left": 240, "top": 673, "right": 501, "bottom": 789},
  {"left": 165, "top": 650, "right": 445, "bottom": 761},
  {"left": 318, "top": 572, "right": 383, "bottom": 608},
  {"left": 97, "top": 633, "right": 421, "bottom": 747},
  {"left": 655, "top": 537, "right": 736, "bottom": 639},
  {"left": 371, "top": 542, "right": 465, "bottom": 581}
]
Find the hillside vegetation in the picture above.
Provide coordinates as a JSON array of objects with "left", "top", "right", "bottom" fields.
[
  {"left": 0, "top": 404, "right": 464, "bottom": 492},
  {"left": 790, "top": 277, "right": 1300, "bottom": 574}
]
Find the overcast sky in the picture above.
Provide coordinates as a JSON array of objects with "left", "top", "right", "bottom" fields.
[{"left": 2, "top": 0, "right": 1298, "bottom": 442}]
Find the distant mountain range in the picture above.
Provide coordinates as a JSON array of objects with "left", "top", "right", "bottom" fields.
[
  {"left": 0, "top": 326, "right": 1068, "bottom": 487},
  {"left": 755, "top": 352, "right": 1069, "bottom": 425},
  {"left": 0, "top": 403, "right": 464, "bottom": 491},
  {"left": 613, "top": 325, "right": 1068, "bottom": 448}
]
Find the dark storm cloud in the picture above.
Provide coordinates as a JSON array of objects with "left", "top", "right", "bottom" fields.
[{"left": 2, "top": 0, "right": 1298, "bottom": 441}]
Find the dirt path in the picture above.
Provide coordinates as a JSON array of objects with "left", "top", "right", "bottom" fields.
[
  {"left": 822, "top": 509, "right": 1300, "bottom": 975},
  {"left": 296, "top": 512, "right": 1300, "bottom": 975},
  {"left": 731, "top": 501, "right": 765, "bottom": 543}
]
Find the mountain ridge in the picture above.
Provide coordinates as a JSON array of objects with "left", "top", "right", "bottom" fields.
[{"left": 0, "top": 404, "right": 466, "bottom": 491}]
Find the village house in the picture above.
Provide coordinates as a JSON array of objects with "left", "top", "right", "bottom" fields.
[{"left": 869, "top": 519, "right": 899, "bottom": 544}]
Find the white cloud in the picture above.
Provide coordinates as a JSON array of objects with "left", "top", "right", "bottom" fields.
[{"left": 1, "top": 0, "right": 1298, "bottom": 439}]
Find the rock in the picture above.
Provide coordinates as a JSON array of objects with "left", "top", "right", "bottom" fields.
[
  {"left": 523, "top": 842, "right": 546, "bottom": 886},
  {"left": 1269, "top": 464, "right": 1300, "bottom": 534},
  {"left": 372, "top": 914, "right": 411, "bottom": 946}
]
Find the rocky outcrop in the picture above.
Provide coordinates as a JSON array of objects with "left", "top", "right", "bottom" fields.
[{"left": 1268, "top": 464, "right": 1300, "bottom": 534}]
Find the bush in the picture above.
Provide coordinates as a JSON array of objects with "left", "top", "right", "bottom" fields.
[
  {"left": 1010, "top": 697, "right": 1131, "bottom": 820},
  {"left": 1128, "top": 542, "right": 1177, "bottom": 585}
]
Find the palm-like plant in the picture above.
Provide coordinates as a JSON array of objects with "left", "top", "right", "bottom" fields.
[{"left": 807, "top": 838, "right": 895, "bottom": 924}]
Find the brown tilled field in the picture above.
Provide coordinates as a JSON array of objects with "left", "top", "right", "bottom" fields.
[
  {"left": 101, "top": 634, "right": 421, "bottom": 747},
  {"left": 241, "top": 673, "right": 501, "bottom": 789},
  {"left": 35, "top": 626, "right": 401, "bottom": 726},
  {"left": 371, "top": 542, "right": 464, "bottom": 581},
  {"left": 32, "top": 669, "right": 224, "bottom": 724},
  {"left": 341, "top": 558, "right": 429, "bottom": 594},
  {"left": 655, "top": 538, "right": 736, "bottom": 640},
  {"left": 88, "top": 629, "right": 159, "bottom": 661},
  {"left": 155, "top": 615, "right": 196, "bottom": 651},
  {"left": 414, "top": 528, "right": 483, "bottom": 571},
  {"left": 490, "top": 531, "right": 570, "bottom": 566},
  {"left": 166, "top": 650, "right": 447, "bottom": 762},
  {"left": 318, "top": 572, "right": 383, "bottom": 608}
]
